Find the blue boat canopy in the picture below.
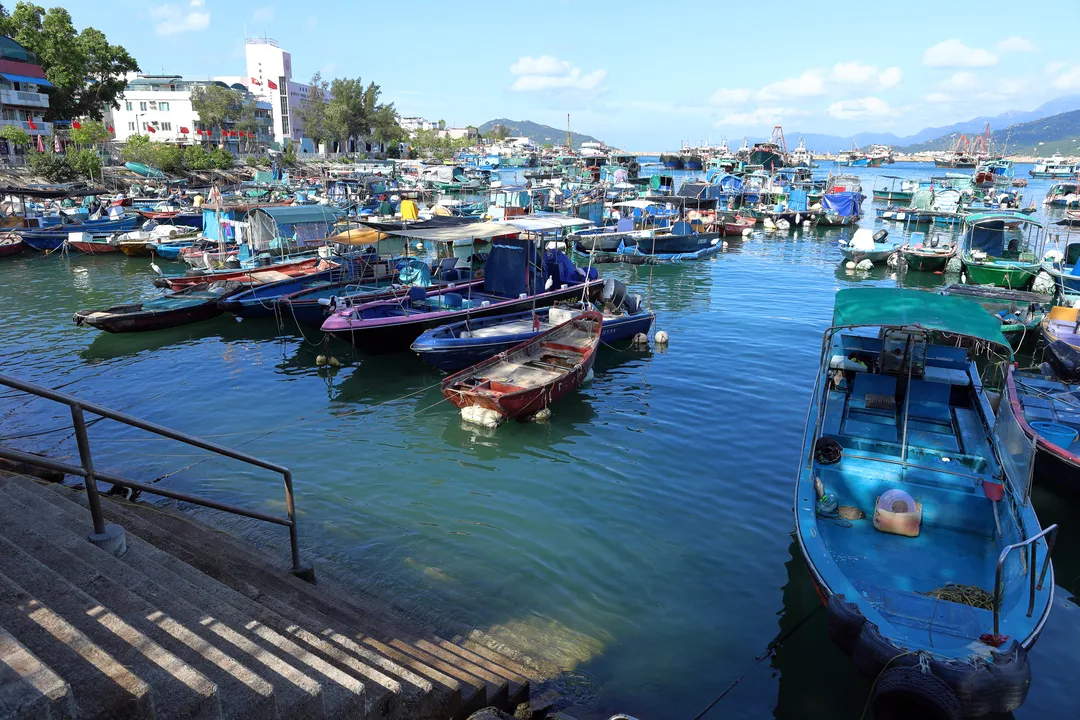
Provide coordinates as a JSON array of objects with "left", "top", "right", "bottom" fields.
[
  {"left": 0, "top": 72, "right": 53, "bottom": 87},
  {"left": 831, "top": 288, "right": 1009, "bottom": 348},
  {"left": 821, "top": 192, "right": 861, "bottom": 217},
  {"left": 246, "top": 205, "right": 339, "bottom": 248}
]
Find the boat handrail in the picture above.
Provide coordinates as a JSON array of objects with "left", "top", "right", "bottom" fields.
[
  {"left": 992, "top": 524, "right": 1058, "bottom": 638},
  {"left": 0, "top": 373, "right": 313, "bottom": 581}
]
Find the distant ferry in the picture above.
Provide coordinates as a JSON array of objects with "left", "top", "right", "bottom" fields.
[{"left": 1030, "top": 152, "right": 1078, "bottom": 179}]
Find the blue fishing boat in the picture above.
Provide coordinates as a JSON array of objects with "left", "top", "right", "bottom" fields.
[
  {"left": 818, "top": 191, "right": 863, "bottom": 227},
  {"left": 411, "top": 296, "right": 654, "bottom": 372},
  {"left": 218, "top": 267, "right": 355, "bottom": 319},
  {"left": 20, "top": 214, "right": 142, "bottom": 251},
  {"left": 796, "top": 288, "right": 1056, "bottom": 718},
  {"left": 1007, "top": 363, "right": 1080, "bottom": 494},
  {"left": 1041, "top": 234, "right": 1080, "bottom": 295}
]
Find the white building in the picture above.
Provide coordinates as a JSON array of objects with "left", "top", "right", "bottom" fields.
[
  {"left": 111, "top": 75, "right": 272, "bottom": 147},
  {"left": 244, "top": 37, "right": 316, "bottom": 146},
  {"left": 400, "top": 117, "right": 444, "bottom": 134}
]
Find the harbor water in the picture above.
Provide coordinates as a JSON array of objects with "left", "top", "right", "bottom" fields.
[{"left": 2, "top": 162, "right": 1079, "bottom": 718}]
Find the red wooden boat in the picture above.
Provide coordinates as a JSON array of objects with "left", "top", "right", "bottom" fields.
[
  {"left": 65, "top": 236, "right": 121, "bottom": 254},
  {"left": 441, "top": 311, "right": 602, "bottom": 421},
  {"left": 158, "top": 256, "right": 332, "bottom": 289},
  {"left": 722, "top": 215, "right": 756, "bottom": 236},
  {"left": 0, "top": 233, "right": 24, "bottom": 258},
  {"left": 136, "top": 209, "right": 181, "bottom": 220}
]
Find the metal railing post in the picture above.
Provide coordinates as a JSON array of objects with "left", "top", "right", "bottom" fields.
[
  {"left": 282, "top": 469, "right": 315, "bottom": 582},
  {"left": 70, "top": 404, "right": 106, "bottom": 536}
]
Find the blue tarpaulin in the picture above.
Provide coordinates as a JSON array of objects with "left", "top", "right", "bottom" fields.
[
  {"left": 822, "top": 192, "right": 862, "bottom": 217},
  {"left": 966, "top": 220, "right": 1008, "bottom": 256},
  {"left": 484, "top": 237, "right": 541, "bottom": 297},
  {"left": 789, "top": 190, "right": 809, "bottom": 212}
]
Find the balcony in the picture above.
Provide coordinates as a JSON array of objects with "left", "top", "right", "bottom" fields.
[
  {"left": 0, "top": 88, "right": 49, "bottom": 108},
  {"left": 0, "top": 118, "right": 53, "bottom": 135}
]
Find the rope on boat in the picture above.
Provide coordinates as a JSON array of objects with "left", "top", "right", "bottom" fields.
[{"left": 920, "top": 583, "right": 994, "bottom": 610}]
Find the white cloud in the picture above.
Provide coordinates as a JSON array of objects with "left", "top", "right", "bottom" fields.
[
  {"left": 152, "top": 0, "right": 210, "bottom": 35},
  {"left": 994, "top": 78, "right": 1026, "bottom": 96},
  {"left": 826, "top": 97, "right": 893, "bottom": 120},
  {"left": 1054, "top": 66, "right": 1080, "bottom": 90},
  {"left": 757, "top": 70, "right": 825, "bottom": 100},
  {"left": 509, "top": 55, "right": 606, "bottom": 93},
  {"left": 708, "top": 88, "right": 751, "bottom": 105},
  {"left": 997, "top": 36, "right": 1037, "bottom": 53},
  {"left": 715, "top": 106, "right": 805, "bottom": 127},
  {"left": 624, "top": 100, "right": 711, "bottom": 116},
  {"left": 830, "top": 62, "right": 903, "bottom": 90},
  {"left": 878, "top": 67, "right": 903, "bottom": 88},
  {"left": 1046, "top": 61, "right": 1068, "bottom": 74},
  {"left": 252, "top": 5, "right": 275, "bottom": 23},
  {"left": 946, "top": 71, "right": 977, "bottom": 89},
  {"left": 923, "top": 39, "right": 998, "bottom": 68},
  {"left": 925, "top": 92, "right": 953, "bottom": 104}
]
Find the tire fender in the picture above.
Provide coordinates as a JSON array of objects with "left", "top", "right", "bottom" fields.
[{"left": 825, "top": 593, "right": 865, "bottom": 656}]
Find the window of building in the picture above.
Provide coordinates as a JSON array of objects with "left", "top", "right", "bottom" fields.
[
  {"left": 125, "top": 101, "right": 132, "bottom": 111},
  {"left": 159, "top": 101, "right": 169, "bottom": 111},
  {"left": 139, "top": 101, "right": 147, "bottom": 111},
  {"left": 128, "top": 122, "right": 135, "bottom": 131},
  {"left": 160, "top": 122, "right": 171, "bottom": 131}
]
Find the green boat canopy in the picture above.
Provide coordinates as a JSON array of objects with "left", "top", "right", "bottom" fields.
[
  {"left": 964, "top": 211, "right": 1044, "bottom": 228},
  {"left": 831, "top": 288, "right": 1010, "bottom": 348}
]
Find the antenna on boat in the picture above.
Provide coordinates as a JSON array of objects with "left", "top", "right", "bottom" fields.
[{"left": 566, "top": 113, "right": 571, "bottom": 150}]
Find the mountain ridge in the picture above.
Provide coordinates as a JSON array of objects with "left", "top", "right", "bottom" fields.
[{"left": 477, "top": 118, "right": 600, "bottom": 149}]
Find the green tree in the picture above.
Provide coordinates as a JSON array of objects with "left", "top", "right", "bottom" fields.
[
  {"left": 70, "top": 119, "right": 110, "bottom": 146},
  {"left": 371, "top": 103, "right": 405, "bottom": 154},
  {"left": 67, "top": 147, "right": 101, "bottom": 180},
  {"left": 325, "top": 77, "right": 367, "bottom": 152},
  {"left": 28, "top": 147, "right": 76, "bottom": 181},
  {"left": 190, "top": 84, "right": 243, "bottom": 143},
  {"left": 0, "top": 3, "right": 138, "bottom": 120},
  {"left": 183, "top": 145, "right": 214, "bottom": 171},
  {"left": 0, "top": 124, "right": 30, "bottom": 150},
  {"left": 210, "top": 147, "right": 234, "bottom": 170},
  {"left": 293, "top": 72, "right": 328, "bottom": 151},
  {"left": 121, "top": 134, "right": 155, "bottom": 165}
]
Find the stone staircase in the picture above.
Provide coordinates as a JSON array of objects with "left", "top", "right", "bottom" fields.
[{"left": 0, "top": 471, "right": 545, "bottom": 720}]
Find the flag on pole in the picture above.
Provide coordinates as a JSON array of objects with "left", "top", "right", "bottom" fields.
[
  {"left": 267, "top": 79, "right": 278, "bottom": 90},
  {"left": 27, "top": 120, "right": 37, "bottom": 130},
  {"left": 146, "top": 124, "right": 156, "bottom": 133},
  {"left": 108, "top": 125, "right": 114, "bottom": 134},
  {"left": 250, "top": 77, "right": 261, "bottom": 85},
  {"left": 180, "top": 126, "right": 190, "bottom": 134},
  {"left": 72, "top": 120, "right": 82, "bottom": 130},
  {"left": 36, "top": 134, "right": 44, "bottom": 152}
]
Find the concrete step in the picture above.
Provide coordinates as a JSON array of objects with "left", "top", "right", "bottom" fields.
[
  {"left": 0, "top": 623, "right": 75, "bottom": 720},
  {"left": 33, "top": 481, "right": 505, "bottom": 716},
  {"left": 67, "top": 484, "right": 537, "bottom": 711},
  {"left": 0, "top": 487, "right": 279, "bottom": 720},
  {"left": 1, "top": 476, "right": 385, "bottom": 720}
]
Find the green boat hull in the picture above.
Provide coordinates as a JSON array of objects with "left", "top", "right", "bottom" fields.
[
  {"left": 962, "top": 261, "right": 1040, "bottom": 289},
  {"left": 873, "top": 191, "right": 914, "bottom": 203},
  {"left": 902, "top": 251, "right": 951, "bottom": 272}
]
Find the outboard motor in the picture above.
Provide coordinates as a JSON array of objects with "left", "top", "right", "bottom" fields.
[
  {"left": 872, "top": 229, "right": 889, "bottom": 243},
  {"left": 1046, "top": 340, "right": 1080, "bottom": 383}
]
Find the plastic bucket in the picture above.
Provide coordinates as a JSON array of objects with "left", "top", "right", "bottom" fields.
[{"left": 1031, "top": 421, "right": 1079, "bottom": 449}]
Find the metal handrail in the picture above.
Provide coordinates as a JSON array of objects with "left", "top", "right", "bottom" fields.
[
  {"left": 992, "top": 523, "right": 1058, "bottom": 638},
  {"left": 0, "top": 373, "right": 313, "bottom": 581}
]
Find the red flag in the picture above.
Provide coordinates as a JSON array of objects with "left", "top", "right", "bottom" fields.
[
  {"left": 146, "top": 125, "right": 156, "bottom": 133},
  {"left": 72, "top": 120, "right": 82, "bottom": 130},
  {"left": 180, "top": 126, "right": 189, "bottom": 133},
  {"left": 250, "top": 77, "right": 261, "bottom": 85},
  {"left": 267, "top": 79, "right": 278, "bottom": 90},
  {"left": 108, "top": 125, "right": 114, "bottom": 133},
  {"left": 27, "top": 120, "right": 37, "bottom": 130},
  {"left": 195, "top": 128, "right": 202, "bottom": 135}
]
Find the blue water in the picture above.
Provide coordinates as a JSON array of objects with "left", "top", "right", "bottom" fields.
[{"left": 2, "top": 162, "right": 1079, "bottom": 719}]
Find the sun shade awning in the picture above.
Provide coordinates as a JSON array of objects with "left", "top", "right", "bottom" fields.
[
  {"left": 0, "top": 72, "right": 53, "bottom": 87},
  {"left": 497, "top": 214, "right": 593, "bottom": 231},
  {"left": 385, "top": 221, "right": 518, "bottom": 242},
  {"left": 831, "top": 288, "right": 1010, "bottom": 348}
]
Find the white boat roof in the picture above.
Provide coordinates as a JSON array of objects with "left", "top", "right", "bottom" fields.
[
  {"left": 612, "top": 199, "right": 660, "bottom": 209},
  {"left": 497, "top": 215, "right": 593, "bottom": 231},
  {"left": 386, "top": 222, "right": 518, "bottom": 242}
]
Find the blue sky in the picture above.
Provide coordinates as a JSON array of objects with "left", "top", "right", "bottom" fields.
[{"left": 65, "top": 0, "right": 1080, "bottom": 148}]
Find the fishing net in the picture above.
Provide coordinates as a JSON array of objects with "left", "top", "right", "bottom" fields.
[{"left": 921, "top": 583, "right": 994, "bottom": 610}]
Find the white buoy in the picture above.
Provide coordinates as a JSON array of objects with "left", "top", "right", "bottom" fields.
[
  {"left": 461, "top": 405, "right": 504, "bottom": 428},
  {"left": 316, "top": 355, "right": 328, "bottom": 366},
  {"left": 632, "top": 332, "right": 649, "bottom": 346},
  {"left": 845, "top": 261, "right": 856, "bottom": 270},
  {"left": 721, "top": 240, "right": 729, "bottom": 249},
  {"left": 742, "top": 228, "right": 752, "bottom": 237},
  {"left": 655, "top": 330, "right": 669, "bottom": 345},
  {"left": 328, "top": 356, "right": 341, "bottom": 368},
  {"left": 529, "top": 408, "right": 552, "bottom": 423},
  {"left": 856, "top": 259, "right": 874, "bottom": 271}
]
